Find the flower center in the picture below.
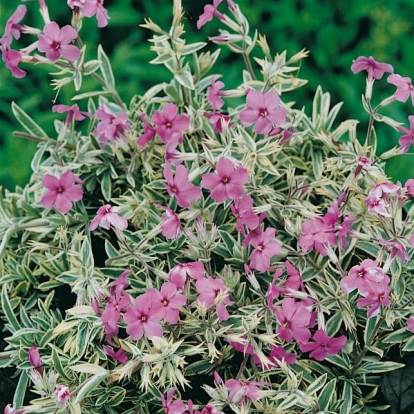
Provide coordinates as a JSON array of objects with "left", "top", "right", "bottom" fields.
[
  {"left": 260, "top": 108, "right": 268, "bottom": 117},
  {"left": 357, "top": 271, "right": 365, "bottom": 278},
  {"left": 52, "top": 41, "right": 61, "bottom": 50},
  {"left": 166, "top": 121, "right": 172, "bottom": 128},
  {"left": 257, "top": 244, "right": 264, "bottom": 251},
  {"left": 162, "top": 300, "right": 169, "bottom": 306},
  {"left": 57, "top": 187, "right": 63, "bottom": 193},
  {"left": 171, "top": 186, "right": 178, "bottom": 193},
  {"left": 283, "top": 321, "right": 290, "bottom": 328},
  {"left": 222, "top": 177, "right": 229, "bottom": 184},
  {"left": 409, "top": 83, "right": 414, "bottom": 90},
  {"left": 141, "top": 315, "right": 147, "bottom": 322}
]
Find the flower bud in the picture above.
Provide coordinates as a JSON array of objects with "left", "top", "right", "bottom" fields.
[{"left": 53, "top": 385, "right": 71, "bottom": 405}]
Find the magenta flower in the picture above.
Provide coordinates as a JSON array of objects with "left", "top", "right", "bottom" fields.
[
  {"left": 124, "top": 292, "right": 164, "bottom": 340},
  {"left": 89, "top": 205, "right": 128, "bottom": 231},
  {"left": 397, "top": 115, "right": 414, "bottom": 153},
  {"left": 137, "top": 113, "right": 156, "bottom": 147},
  {"left": 52, "top": 104, "right": 91, "bottom": 128},
  {"left": 152, "top": 103, "right": 190, "bottom": 143},
  {"left": 95, "top": 104, "right": 131, "bottom": 147},
  {"left": 407, "top": 317, "right": 414, "bottom": 333},
  {"left": 357, "top": 275, "right": 391, "bottom": 318},
  {"left": 201, "top": 157, "right": 249, "bottom": 203},
  {"left": 53, "top": 385, "right": 71, "bottom": 405},
  {"left": 163, "top": 164, "right": 202, "bottom": 208},
  {"left": 239, "top": 90, "right": 286, "bottom": 134},
  {"left": 207, "top": 77, "right": 226, "bottom": 111},
  {"left": 168, "top": 262, "right": 206, "bottom": 290},
  {"left": 387, "top": 74, "right": 414, "bottom": 105},
  {"left": 230, "top": 195, "right": 260, "bottom": 234},
  {"left": 158, "top": 205, "right": 180, "bottom": 239},
  {"left": 196, "top": 277, "right": 233, "bottom": 321},
  {"left": 268, "top": 345, "right": 297, "bottom": 367},
  {"left": 300, "top": 329, "right": 347, "bottom": 361},
  {"left": 102, "top": 345, "right": 128, "bottom": 364},
  {"left": 41, "top": 171, "right": 83, "bottom": 214},
  {"left": 225, "top": 379, "right": 269, "bottom": 405},
  {"left": 340, "top": 259, "right": 386, "bottom": 296},
  {"left": 38, "top": 22, "right": 80, "bottom": 62},
  {"left": 160, "top": 387, "right": 186, "bottom": 414},
  {"left": 1, "top": 5, "right": 27, "bottom": 48},
  {"left": 197, "top": 0, "right": 225, "bottom": 29},
  {"left": 249, "top": 227, "right": 281, "bottom": 272},
  {"left": 81, "top": 0, "right": 110, "bottom": 28},
  {"left": 351, "top": 56, "right": 394, "bottom": 81},
  {"left": 28, "top": 347, "right": 42, "bottom": 369},
  {"left": 298, "top": 217, "right": 335, "bottom": 256},
  {"left": 275, "top": 298, "right": 312, "bottom": 343},
  {"left": 149, "top": 282, "right": 187, "bottom": 324}
]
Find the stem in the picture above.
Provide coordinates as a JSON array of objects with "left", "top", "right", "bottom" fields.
[
  {"left": 13, "top": 131, "right": 74, "bottom": 150},
  {"left": 90, "top": 72, "right": 126, "bottom": 110}
]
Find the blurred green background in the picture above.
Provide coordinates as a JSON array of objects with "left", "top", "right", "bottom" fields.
[{"left": 1, "top": 0, "right": 413, "bottom": 190}]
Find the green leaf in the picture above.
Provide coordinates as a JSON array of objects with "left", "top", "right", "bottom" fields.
[
  {"left": 81, "top": 236, "right": 94, "bottom": 272},
  {"left": 403, "top": 335, "right": 414, "bottom": 352},
  {"left": 340, "top": 381, "right": 353, "bottom": 414},
  {"left": 307, "top": 373, "right": 327, "bottom": 395},
  {"left": 174, "top": 66, "right": 194, "bottom": 90},
  {"left": 74, "top": 372, "right": 108, "bottom": 405},
  {"left": 358, "top": 361, "right": 405, "bottom": 374},
  {"left": 1, "top": 286, "right": 21, "bottom": 332},
  {"left": 382, "top": 327, "right": 413, "bottom": 343},
  {"left": 318, "top": 378, "right": 337, "bottom": 411},
  {"left": 98, "top": 44, "right": 115, "bottom": 88},
  {"left": 13, "top": 370, "right": 28, "bottom": 409},
  {"left": 364, "top": 315, "right": 378, "bottom": 345},
  {"left": 101, "top": 172, "right": 112, "bottom": 201},
  {"left": 11, "top": 102, "right": 48, "bottom": 138},
  {"left": 181, "top": 42, "right": 207, "bottom": 55}
]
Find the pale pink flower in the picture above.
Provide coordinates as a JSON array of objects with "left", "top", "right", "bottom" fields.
[
  {"left": 351, "top": 56, "right": 393, "bottom": 81},
  {"left": 405, "top": 179, "right": 414, "bottom": 197},
  {"left": 152, "top": 103, "right": 190, "bottom": 143},
  {"left": 196, "top": 277, "right": 233, "bottom": 321},
  {"left": 249, "top": 227, "right": 281, "bottom": 272},
  {"left": 149, "top": 282, "right": 187, "bottom": 324},
  {"left": 38, "top": 22, "right": 80, "bottom": 62},
  {"left": 230, "top": 195, "right": 260, "bottom": 234},
  {"left": 298, "top": 217, "right": 336, "bottom": 256},
  {"left": 275, "top": 298, "right": 312, "bottom": 343},
  {"left": 225, "top": 379, "right": 269, "bottom": 405},
  {"left": 1, "top": 5, "right": 27, "bottom": 48},
  {"left": 239, "top": 90, "right": 286, "bottom": 134},
  {"left": 207, "top": 77, "right": 226, "bottom": 111},
  {"left": 124, "top": 292, "right": 164, "bottom": 340},
  {"left": 67, "top": 0, "right": 87, "bottom": 9},
  {"left": 300, "top": 329, "right": 347, "bottom": 361},
  {"left": 407, "top": 317, "right": 414, "bottom": 333},
  {"left": 158, "top": 205, "right": 180, "bottom": 239},
  {"left": 52, "top": 104, "right": 91, "bottom": 127},
  {"left": 197, "top": 0, "right": 225, "bottom": 29},
  {"left": 137, "top": 113, "right": 156, "bottom": 147},
  {"left": 379, "top": 240, "right": 409, "bottom": 263},
  {"left": 365, "top": 181, "right": 401, "bottom": 217},
  {"left": 387, "top": 74, "right": 414, "bottom": 105},
  {"left": 89, "top": 205, "right": 128, "bottom": 231},
  {"left": 397, "top": 115, "right": 414, "bottom": 153},
  {"left": 357, "top": 275, "right": 391, "bottom": 318},
  {"left": 81, "top": 0, "right": 110, "bottom": 28},
  {"left": 102, "top": 345, "right": 128, "bottom": 364},
  {"left": 160, "top": 387, "right": 186, "bottom": 414},
  {"left": 168, "top": 262, "right": 206, "bottom": 290},
  {"left": 94, "top": 104, "right": 131, "bottom": 147},
  {"left": 365, "top": 194, "right": 389, "bottom": 216},
  {"left": 163, "top": 164, "right": 202, "bottom": 208},
  {"left": 201, "top": 157, "right": 249, "bottom": 203},
  {"left": 340, "top": 259, "right": 386, "bottom": 296},
  {"left": 355, "top": 155, "right": 372, "bottom": 177},
  {"left": 53, "top": 385, "right": 71, "bottom": 404},
  {"left": 41, "top": 171, "right": 83, "bottom": 214}
]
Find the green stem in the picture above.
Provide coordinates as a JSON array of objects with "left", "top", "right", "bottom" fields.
[{"left": 13, "top": 131, "right": 74, "bottom": 150}]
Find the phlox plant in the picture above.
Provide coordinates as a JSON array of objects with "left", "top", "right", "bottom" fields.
[{"left": 1, "top": 1, "right": 414, "bottom": 413}]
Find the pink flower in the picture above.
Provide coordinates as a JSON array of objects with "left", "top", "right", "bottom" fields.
[
  {"left": 4, "top": 405, "right": 26, "bottom": 414},
  {"left": 298, "top": 217, "right": 336, "bottom": 256},
  {"left": 275, "top": 298, "right": 312, "bottom": 343},
  {"left": 94, "top": 104, "right": 131, "bottom": 147},
  {"left": 124, "top": 292, "right": 164, "bottom": 340},
  {"left": 201, "top": 157, "right": 249, "bottom": 203},
  {"left": 28, "top": 347, "right": 42, "bottom": 370},
  {"left": 158, "top": 205, "right": 180, "bottom": 239},
  {"left": 137, "top": 113, "right": 156, "bottom": 147},
  {"left": 249, "top": 227, "right": 281, "bottom": 272},
  {"left": 89, "top": 205, "right": 128, "bottom": 231},
  {"left": 38, "top": 22, "right": 80, "bottom": 62},
  {"left": 242, "top": 213, "right": 266, "bottom": 248},
  {"left": 379, "top": 240, "right": 409, "bottom": 263},
  {"left": 351, "top": 56, "right": 393, "bottom": 81},
  {"left": 53, "top": 385, "right": 71, "bottom": 405},
  {"left": 52, "top": 104, "right": 91, "bottom": 127},
  {"left": 405, "top": 179, "right": 414, "bottom": 197},
  {"left": 0, "top": 46, "right": 26, "bottom": 78},
  {"left": 207, "top": 77, "right": 226, "bottom": 111},
  {"left": 365, "top": 181, "right": 401, "bottom": 217},
  {"left": 300, "top": 329, "right": 347, "bottom": 361},
  {"left": 81, "top": 0, "right": 110, "bottom": 28},
  {"left": 340, "top": 259, "right": 386, "bottom": 296},
  {"left": 1, "top": 5, "right": 27, "bottom": 48},
  {"left": 387, "top": 74, "right": 414, "bottom": 105},
  {"left": 357, "top": 275, "right": 391, "bottom": 318},
  {"left": 268, "top": 345, "right": 297, "bottom": 367},
  {"left": 160, "top": 387, "right": 186, "bottom": 414},
  {"left": 196, "top": 277, "right": 233, "bottom": 321},
  {"left": 205, "top": 112, "right": 232, "bottom": 133},
  {"left": 152, "top": 103, "right": 190, "bottom": 143},
  {"left": 407, "top": 317, "right": 414, "bottom": 333},
  {"left": 168, "top": 262, "right": 206, "bottom": 290},
  {"left": 397, "top": 115, "right": 414, "bottom": 153},
  {"left": 165, "top": 133, "right": 184, "bottom": 166},
  {"left": 197, "top": 0, "right": 225, "bottom": 29},
  {"left": 149, "top": 282, "right": 187, "bottom": 324},
  {"left": 239, "top": 90, "right": 286, "bottom": 134},
  {"left": 41, "top": 171, "right": 83, "bottom": 214},
  {"left": 230, "top": 195, "right": 260, "bottom": 234},
  {"left": 102, "top": 345, "right": 128, "bottom": 364},
  {"left": 225, "top": 379, "right": 269, "bottom": 405},
  {"left": 410, "top": 235, "right": 414, "bottom": 248},
  {"left": 163, "top": 164, "right": 202, "bottom": 208}
]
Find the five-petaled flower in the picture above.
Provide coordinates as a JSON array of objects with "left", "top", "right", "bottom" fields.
[
  {"left": 351, "top": 56, "right": 393, "bottom": 81},
  {"left": 239, "top": 90, "right": 286, "bottom": 134},
  {"left": 152, "top": 103, "right": 190, "bottom": 143},
  {"left": 249, "top": 227, "right": 281, "bottom": 272},
  {"left": 160, "top": 387, "right": 186, "bottom": 414},
  {"left": 207, "top": 76, "right": 226, "bottom": 111},
  {"left": 89, "top": 205, "right": 128, "bottom": 231},
  {"left": 300, "top": 329, "right": 347, "bottom": 361},
  {"left": 397, "top": 115, "right": 414, "bottom": 153},
  {"left": 387, "top": 74, "right": 414, "bottom": 106},
  {"left": 230, "top": 194, "right": 260, "bottom": 235},
  {"left": 80, "top": 0, "right": 110, "bottom": 28},
  {"left": 41, "top": 171, "right": 83, "bottom": 214},
  {"left": 197, "top": 0, "right": 225, "bottom": 29},
  {"left": 201, "top": 157, "right": 249, "bottom": 203},
  {"left": 225, "top": 378, "right": 269, "bottom": 405},
  {"left": 38, "top": 22, "right": 80, "bottom": 62},
  {"left": 53, "top": 385, "right": 71, "bottom": 405}
]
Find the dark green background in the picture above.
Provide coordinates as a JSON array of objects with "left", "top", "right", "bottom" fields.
[{"left": 1, "top": 0, "right": 413, "bottom": 190}]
